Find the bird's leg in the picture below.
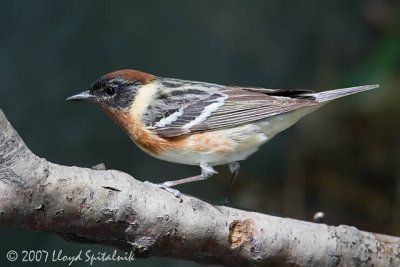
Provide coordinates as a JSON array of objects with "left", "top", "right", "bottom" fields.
[
  {"left": 144, "top": 164, "right": 217, "bottom": 198},
  {"left": 220, "top": 162, "right": 240, "bottom": 204},
  {"left": 162, "top": 164, "right": 217, "bottom": 187}
]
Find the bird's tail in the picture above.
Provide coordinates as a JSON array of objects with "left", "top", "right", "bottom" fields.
[{"left": 306, "top": 84, "right": 380, "bottom": 103}]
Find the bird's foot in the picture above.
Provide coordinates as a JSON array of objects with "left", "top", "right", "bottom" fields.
[{"left": 144, "top": 181, "right": 182, "bottom": 199}]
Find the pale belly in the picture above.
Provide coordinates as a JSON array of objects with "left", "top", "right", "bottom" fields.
[{"left": 156, "top": 125, "right": 269, "bottom": 166}]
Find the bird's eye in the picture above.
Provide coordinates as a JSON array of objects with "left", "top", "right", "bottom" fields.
[{"left": 104, "top": 86, "right": 116, "bottom": 97}]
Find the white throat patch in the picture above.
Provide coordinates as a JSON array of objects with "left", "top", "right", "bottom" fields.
[{"left": 130, "top": 80, "right": 159, "bottom": 117}]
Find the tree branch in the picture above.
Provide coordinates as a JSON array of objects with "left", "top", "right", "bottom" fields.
[{"left": 0, "top": 108, "right": 399, "bottom": 266}]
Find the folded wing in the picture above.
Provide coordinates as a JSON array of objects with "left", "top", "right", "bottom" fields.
[{"left": 144, "top": 86, "right": 319, "bottom": 138}]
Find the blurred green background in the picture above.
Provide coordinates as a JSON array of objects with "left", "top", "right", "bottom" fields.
[{"left": 0, "top": 0, "right": 399, "bottom": 266}]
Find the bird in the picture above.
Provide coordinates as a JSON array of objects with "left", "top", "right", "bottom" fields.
[{"left": 67, "top": 69, "right": 379, "bottom": 197}]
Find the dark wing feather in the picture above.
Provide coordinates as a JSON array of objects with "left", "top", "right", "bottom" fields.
[
  {"left": 147, "top": 87, "right": 318, "bottom": 138},
  {"left": 188, "top": 89, "right": 317, "bottom": 132},
  {"left": 239, "top": 87, "right": 315, "bottom": 98}
]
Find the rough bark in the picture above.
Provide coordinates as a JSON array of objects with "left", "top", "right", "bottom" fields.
[{"left": 0, "top": 108, "right": 399, "bottom": 267}]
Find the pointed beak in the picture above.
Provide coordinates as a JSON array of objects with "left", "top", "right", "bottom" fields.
[{"left": 66, "top": 90, "right": 93, "bottom": 102}]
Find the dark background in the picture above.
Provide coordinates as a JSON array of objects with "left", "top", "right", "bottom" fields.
[{"left": 1, "top": 1, "right": 399, "bottom": 266}]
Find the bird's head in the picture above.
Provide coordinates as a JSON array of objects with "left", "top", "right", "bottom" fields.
[{"left": 67, "top": 69, "right": 155, "bottom": 112}]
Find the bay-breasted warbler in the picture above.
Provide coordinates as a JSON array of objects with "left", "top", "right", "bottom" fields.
[{"left": 67, "top": 70, "right": 379, "bottom": 196}]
